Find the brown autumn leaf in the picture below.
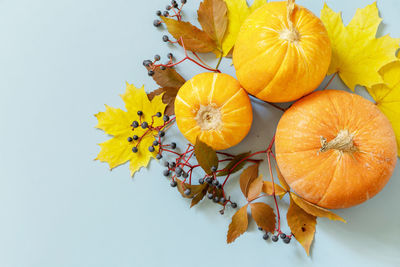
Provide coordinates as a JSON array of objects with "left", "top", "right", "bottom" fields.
[
  {"left": 197, "top": 0, "right": 228, "bottom": 50},
  {"left": 276, "top": 165, "right": 290, "bottom": 191},
  {"left": 191, "top": 184, "right": 209, "bottom": 207},
  {"left": 227, "top": 204, "right": 248, "bottom": 243},
  {"left": 250, "top": 202, "right": 276, "bottom": 233},
  {"left": 146, "top": 65, "right": 185, "bottom": 89},
  {"left": 161, "top": 17, "right": 217, "bottom": 53},
  {"left": 287, "top": 195, "right": 317, "bottom": 256},
  {"left": 217, "top": 152, "right": 250, "bottom": 176},
  {"left": 290, "top": 193, "right": 346, "bottom": 223},
  {"left": 239, "top": 164, "right": 259, "bottom": 198},
  {"left": 262, "top": 181, "right": 287, "bottom": 198},
  {"left": 176, "top": 178, "right": 208, "bottom": 199},
  {"left": 194, "top": 137, "right": 219, "bottom": 174},
  {"left": 147, "top": 87, "right": 179, "bottom": 116},
  {"left": 247, "top": 175, "right": 263, "bottom": 201}
]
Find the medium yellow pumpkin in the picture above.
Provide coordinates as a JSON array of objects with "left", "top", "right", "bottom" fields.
[
  {"left": 174, "top": 73, "right": 253, "bottom": 150},
  {"left": 233, "top": 1, "right": 331, "bottom": 103},
  {"left": 275, "top": 90, "right": 397, "bottom": 209}
]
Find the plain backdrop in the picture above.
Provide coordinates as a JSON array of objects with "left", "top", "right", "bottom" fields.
[{"left": 0, "top": 0, "right": 399, "bottom": 266}]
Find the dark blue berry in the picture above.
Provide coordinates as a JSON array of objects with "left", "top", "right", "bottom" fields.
[
  {"left": 132, "top": 121, "right": 139, "bottom": 128},
  {"left": 162, "top": 35, "right": 169, "bottom": 42},
  {"left": 231, "top": 202, "right": 237, "bottom": 208},
  {"left": 175, "top": 167, "right": 182, "bottom": 174},
  {"left": 163, "top": 115, "right": 170, "bottom": 122},
  {"left": 283, "top": 237, "right": 291, "bottom": 244},
  {"left": 133, "top": 135, "right": 139, "bottom": 140},
  {"left": 211, "top": 166, "right": 217, "bottom": 172},
  {"left": 132, "top": 147, "right": 138, "bottom": 153},
  {"left": 163, "top": 169, "right": 170, "bottom": 176},
  {"left": 156, "top": 154, "right": 162, "bottom": 160},
  {"left": 154, "top": 55, "right": 161, "bottom": 61},
  {"left": 207, "top": 193, "right": 213, "bottom": 199},
  {"left": 153, "top": 140, "right": 159, "bottom": 146},
  {"left": 182, "top": 172, "right": 188, "bottom": 178},
  {"left": 212, "top": 179, "right": 219, "bottom": 186},
  {"left": 159, "top": 131, "right": 165, "bottom": 137},
  {"left": 153, "top": 20, "right": 161, "bottom": 27},
  {"left": 171, "top": 142, "right": 176, "bottom": 149},
  {"left": 280, "top": 233, "right": 286, "bottom": 239},
  {"left": 163, "top": 11, "right": 169, "bottom": 17},
  {"left": 170, "top": 162, "right": 176, "bottom": 167},
  {"left": 148, "top": 70, "right": 155, "bottom": 76},
  {"left": 141, "top": 122, "right": 148, "bottom": 129},
  {"left": 258, "top": 227, "right": 263, "bottom": 231},
  {"left": 167, "top": 53, "right": 173, "bottom": 59},
  {"left": 165, "top": 5, "right": 171, "bottom": 10},
  {"left": 220, "top": 197, "right": 225, "bottom": 204},
  {"left": 198, "top": 178, "right": 204, "bottom": 184},
  {"left": 156, "top": 10, "right": 162, "bottom": 16},
  {"left": 148, "top": 146, "right": 155, "bottom": 152},
  {"left": 263, "top": 233, "right": 269, "bottom": 240},
  {"left": 155, "top": 112, "right": 162, "bottom": 117},
  {"left": 184, "top": 189, "right": 191, "bottom": 196},
  {"left": 181, "top": 0, "right": 187, "bottom": 3},
  {"left": 272, "top": 235, "right": 279, "bottom": 242},
  {"left": 176, "top": 172, "right": 182, "bottom": 177},
  {"left": 213, "top": 196, "right": 219, "bottom": 203},
  {"left": 205, "top": 177, "right": 212, "bottom": 184},
  {"left": 164, "top": 161, "right": 169, "bottom": 167},
  {"left": 127, "top": 137, "right": 133, "bottom": 142},
  {"left": 219, "top": 210, "right": 224, "bottom": 215},
  {"left": 170, "top": 181, "right": 177, "bottom": 187},
  {"left": 143, "top": 60, "right": 152, "bottom": 67},
  {"left": 137, "top": 111, "right": 143, "bottom": 116}
]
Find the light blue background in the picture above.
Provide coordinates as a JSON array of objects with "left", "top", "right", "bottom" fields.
[{"left": 1, "top": 0, "right": 399, "bottom": 266}]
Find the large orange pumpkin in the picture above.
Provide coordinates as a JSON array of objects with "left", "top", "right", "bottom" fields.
[
  {"left": 233, "top": 1, "right": 331, "bottom": 103},
  {"left": 275, "top": 90, "right": 397, "bottom": 209},
  {"left": 174, "top": 73, "right": 253, "bottom": 150}
]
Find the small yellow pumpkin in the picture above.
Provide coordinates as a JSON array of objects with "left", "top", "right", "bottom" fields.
[{"left": 233, "top": 1, "right": 331, "bottom": 103}]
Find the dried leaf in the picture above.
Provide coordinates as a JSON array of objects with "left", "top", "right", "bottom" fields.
[
  {"left": 147, "top": 87, "right": 179, "bottom": 116},
  {"left": 290, "top": 193, "right": 346, "bottom": 223},
  {"left": 162, "top": 17, "right": 217, "bottom": 53},
  {"left": 217, "top": 152, "right": 250, "bottom": 176},
  {"left": 194, "top": 137, "right": 219, "bottom": 174},
  {"left": 287, "top": 195, "right": 317, "bottom": 256},
  {"left": 250, "top": 202, "right": 276, "bottom": 233},
  {"left": 262, "top": 181, "right": 287, "bottom": 198},
  {"left": 176, "top": 179, "right": 208, "bottom": 199},
  {"left": 320, "top": 3, "right": 400, "bottom": 90},
  {"left": 191, "top": 184, "right": 209, "bottom": 207},
  {"left": 197, "top": 0, "right": 228, "bottom": 50},
  {"left": 276, "top": 165, "right": 290, "bottom": 191},
  {"left": 247, "top": 175, "right": 263, "bottom": 201},
  {"left": 146, "top": 66, "right": 185, "bottom": 89},
  {"left": 227, "top": 204, "right": 248, "bottom": 243},
  {"left": 239, "top": 164, "right": 259, "bottom": 198}
]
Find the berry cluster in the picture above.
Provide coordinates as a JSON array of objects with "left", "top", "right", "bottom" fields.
[
  {"left": 154, "top": 0, "right": 187, "bottom": 28},
  {"left": 258, "top": 227, "right": 292, "bottom": 244},
  {"left": 128, "top": 110, "right": 174, "bottom": 158},
  {"left": 143, "top": 53, "right": 174, "bottom": 76}
]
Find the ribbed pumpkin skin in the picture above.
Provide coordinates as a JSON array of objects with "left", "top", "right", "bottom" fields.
[
  {"left": 233, "top": 1, "right": 331, "bottom": 103},
  {"left": 275, "top": 90, "right": 397, "bottom": 209},
  {"left": 175, "top": 73, "right": 253, "bottom": 150}
]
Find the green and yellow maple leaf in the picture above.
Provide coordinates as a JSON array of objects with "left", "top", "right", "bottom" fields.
[
  {"left": 320, "top": 2, "right": 400, "bottom": 90},
  {"left": 367, "top": 59, "right": 400, "bottom": 156},
  {"left": 95, "top": 83, "right": 166, "bottom": 176},
  {"left": 219, "top": 0, "right": 267, "bottom": 57}
]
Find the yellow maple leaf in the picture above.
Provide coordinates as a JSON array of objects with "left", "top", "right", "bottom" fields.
[
  {"left": 367, "top": 59, "right": 400, "bottom": 156},
  {"left": 219, "top": 0, "right": 267, "bottom": 57},
  {"left": 95, "top": 83, "right": 167, "bottom": 176},
  {"left": 320, "top": 2, "right": 400, "bottom": 90}
]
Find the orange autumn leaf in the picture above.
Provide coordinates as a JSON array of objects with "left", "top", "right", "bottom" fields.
[
  {"left": 197, "top": 0, "right": 228, "bottom": 51},
  {"left": 161, "top": 17, "right": 217, "bottom": 53},
  {"left": 227, "top": 204, "right": 248, "bottom": 243},
  {"left": 246, "top": 175, "right": 263, "bottom": 201},
  {"left": 276, "top": 165, "right": 290, "bottom": 191},
  {"left": 239, "top": 164, "right": 259, "bottom": 198},
  {"left": 145, "top": 65, "right": 185, "bottom": 89},
  {"left": 250, "top": 202, "right": 276, "bottom": 233},
  {"left": 287, "top": 195, "right": 316, "bottom": 256},
  {"left": 194, "top": 137, "right": 219, "bottom": 174},
  {"left": 147, "top": 87, "right": 179, "bottom": 116},
  {"left": 262, "top": 181, "right": 287, "bottom": 198},
  {"left": 290, "top": 193, "right": 346, "bottom": 223},
  {"left": 176, "top": 178, "right": 208, "bottom": 199}
]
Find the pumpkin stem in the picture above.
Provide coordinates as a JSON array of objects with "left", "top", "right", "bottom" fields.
[
  {"left": 195, "top": 104, "right": 222, "bottom": 131},
  {"left": 286, "top": 0, "right": 296, "bottom": 32},
  {"left": 282, "top": 0, "right": 300, "bottom": 42},
  {"left": 320, "top": 129, "right": 358, "bottom": 153}
]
